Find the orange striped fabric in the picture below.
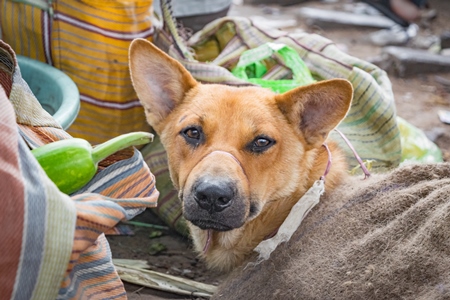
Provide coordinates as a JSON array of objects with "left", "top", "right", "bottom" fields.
[{"left": 1, "top": 40, "right": 159, "bottom": 299}]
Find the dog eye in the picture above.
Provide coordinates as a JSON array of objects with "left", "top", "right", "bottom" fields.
[
  {"left": 255, "top": 138, "right": 270, "bottom": 147},
  {"left": 247, "top": 136, "right": 275, "bottom": 153},
  {"left": 181, "top": 126, "right": 204, "bottom": 146},
  {"left": 184, "top": 128, "right": 200, "bottom": 139}
]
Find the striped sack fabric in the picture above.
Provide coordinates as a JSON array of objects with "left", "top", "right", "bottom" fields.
[
  {"left": 142, "top": 11, "right": 401, "bottom": 235},
  {"left": 0, "top": 0, "right": 154, "bottom": 144},
  {"left": 0, "top": 40, "right": 158, "bottom": 299}
]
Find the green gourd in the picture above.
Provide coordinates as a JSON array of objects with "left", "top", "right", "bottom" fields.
[{"left": 31, "top": 131, "right": 153, "bottom": 194}]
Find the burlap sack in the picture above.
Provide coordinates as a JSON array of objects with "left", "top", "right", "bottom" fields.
[{"left": 215, "top": 163, "right": 450, "bottom": 300}]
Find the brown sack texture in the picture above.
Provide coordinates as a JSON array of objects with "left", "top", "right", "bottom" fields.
[{"left": 215, "top": 163, "right": 450, "bottom": 300}]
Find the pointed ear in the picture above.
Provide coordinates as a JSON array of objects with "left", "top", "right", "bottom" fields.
[
  {"left": 129, "top": 38, "right": 198, "bottom": 131},
  {"left": 276, "top": 79, "right": 353, "bottom": 149}
]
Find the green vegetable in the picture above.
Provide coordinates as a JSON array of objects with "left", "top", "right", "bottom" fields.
[{"left": 32, "top": 131, "right": 154, "bottom": 194}]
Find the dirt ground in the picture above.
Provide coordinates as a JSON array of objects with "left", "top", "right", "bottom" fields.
[{"left": 107, "top": 0, "right": 450, "bottom": 298}]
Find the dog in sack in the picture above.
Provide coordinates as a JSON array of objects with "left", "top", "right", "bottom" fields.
[{"left": 129, "top": 38, "right": 450, "bottom": 298}]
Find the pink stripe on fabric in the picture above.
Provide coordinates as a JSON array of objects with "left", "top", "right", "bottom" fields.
[
  {"left": 54, "top": 12, "right": 155, "bottom": 41},
  {"left": 0, "top": 85, "right": 25, "bottom": 299},
  {"left": 80, "top": 94, "right": 142, "bottom": 110},
  {"left": 41, "top": 11, "right": 53, "bottom": 65}
]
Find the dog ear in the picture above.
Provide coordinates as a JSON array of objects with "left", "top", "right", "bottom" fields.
[
  {"left": 276, "top": 79, "right": 353, "bottom": 149},
  {"left": 129, "top": 38, "right": 198, "bottom": 130}
]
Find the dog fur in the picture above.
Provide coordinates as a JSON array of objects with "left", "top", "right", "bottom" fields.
[{"left": 129, "top": 38, "right": 353, "bottom": 272}]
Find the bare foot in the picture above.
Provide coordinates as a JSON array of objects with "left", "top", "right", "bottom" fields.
[{"left": 390, "top": 0, "right": 421, "bottom": 22}]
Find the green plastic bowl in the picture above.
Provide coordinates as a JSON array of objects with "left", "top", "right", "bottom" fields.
[{"left": 17, "top": 55, "right": 80, "bottom": 130}]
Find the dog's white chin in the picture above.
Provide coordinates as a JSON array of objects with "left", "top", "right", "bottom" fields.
[
  {"left": 190, "top": 223, "right": 244, "bottom": 252},
  {"left": 216, "top": 228, "right": 244, "bottom": 249}
]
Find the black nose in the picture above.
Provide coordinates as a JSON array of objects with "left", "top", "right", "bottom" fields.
[{"left": 194, "top": 179, "right": 234, "bottom": 213}]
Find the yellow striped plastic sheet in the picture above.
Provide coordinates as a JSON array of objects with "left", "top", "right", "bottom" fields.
[{"left": 0, "top": 0, "right": 154, "bottom": 144}]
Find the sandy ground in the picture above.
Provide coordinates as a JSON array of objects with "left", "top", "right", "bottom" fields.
[{"left": 107, "top": 0, "right": 450, "bottom": 298}]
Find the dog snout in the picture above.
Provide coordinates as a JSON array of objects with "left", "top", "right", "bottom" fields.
[{"left": 194, "top": 179, "right": 234, "bottom": 213}]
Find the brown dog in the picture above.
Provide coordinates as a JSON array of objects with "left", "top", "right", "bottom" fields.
[
  {"left": 129, "top": 39, "right": 450, "bottom": 299},
  {"left": 129, "top": 38, "right": 353, "bottom": 272}
]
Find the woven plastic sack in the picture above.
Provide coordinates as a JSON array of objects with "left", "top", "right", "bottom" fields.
[
  {"left": 142, "top": 4, "right": 401, "bottom": 235},
  {"left": 397, "top": 117, "right": 443, "bottom": 164},
  {"left": 0, "top": 0, "right": 154, "bottom": 144},
  {"left": 154, "top": 16, "right": 401, "bottom": 170}
]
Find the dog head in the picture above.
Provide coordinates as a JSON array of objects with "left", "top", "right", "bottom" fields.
[{"left": 129, "top": 38, "right": 352, "bottom": 236}]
